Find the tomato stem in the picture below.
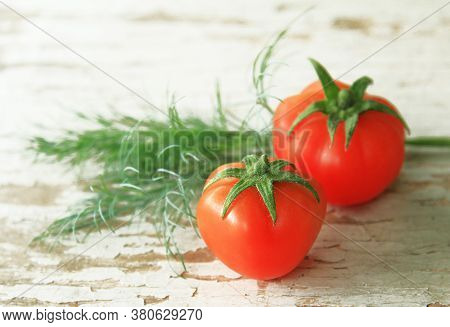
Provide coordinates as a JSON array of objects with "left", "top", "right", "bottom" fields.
[{"left": 337, "top": 89, "right": 353, "bottom": 109}]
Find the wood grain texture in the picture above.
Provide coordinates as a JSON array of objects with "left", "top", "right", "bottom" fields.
[{"left": 0, "top": 0, "right": 449, "bottom": 306}]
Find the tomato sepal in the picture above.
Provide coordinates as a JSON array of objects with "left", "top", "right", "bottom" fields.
[
  {"left": 287, "top": 100, "right": 326, "bottom": 135},
  {"left": 288, "top": 58, "right": 410, "bottom": 149},
  {"left": 359, "top": 100, "right": 410, "bottom": 134},
  {"left": 203, "top": 154, "right": 320, "bottom": 223}
]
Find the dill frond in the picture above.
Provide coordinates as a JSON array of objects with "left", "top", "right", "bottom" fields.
[
  {"left": 214, "top": 81, "right": 228, "bottom": 130},
  {"left": 252, "top": 27, "right": 289, "bottom": 115},
  {"left": 30, "top": 103, "right": 272, "bottom": 267},
  {"left": 30, "top": 22, "right": 292, "bottom": 266}
]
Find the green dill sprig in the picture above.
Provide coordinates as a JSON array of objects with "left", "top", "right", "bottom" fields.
[
  {"left": 30, "top": 101, "right": 272, "bottom": 268},
  {"left": 252, "top": 27, "right": 289, "bottom": 115},
  {"left": 29, "top": 25, "right": 289, "bottom": 265},
  {"left": 405, "top": 136, "right": 450, "bottom": 147}
]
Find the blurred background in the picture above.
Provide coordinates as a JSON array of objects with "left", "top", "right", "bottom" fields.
[{"left": 1, "top": 0, "right": 449, "bottom": 135}]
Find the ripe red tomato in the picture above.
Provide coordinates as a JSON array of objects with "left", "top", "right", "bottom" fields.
[
  {"left": 273, "top": 59, "right": 407, "bottom": 205},
  {"left": 196, "top": 155, "right": 326, "bottom": 280}
]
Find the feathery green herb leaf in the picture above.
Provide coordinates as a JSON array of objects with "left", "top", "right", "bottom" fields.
[{"left": 31, "top": 104, "right": 272, "bottom": 268}]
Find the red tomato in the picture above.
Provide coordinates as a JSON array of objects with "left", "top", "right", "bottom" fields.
[
  {"left": 273, "top": 61, "right": 406, "bottom": 205},
  {"left": 196, "top": 157, "right": 326, "bottom": 280}
]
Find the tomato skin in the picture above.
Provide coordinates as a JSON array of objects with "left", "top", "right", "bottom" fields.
[
  {"left": 273, "top": 81, "right": 405, "bottom": 205},
  {"left": 196, "top": 162, "right": 326, "bottom": 280}
]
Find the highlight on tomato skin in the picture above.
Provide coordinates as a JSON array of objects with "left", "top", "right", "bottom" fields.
[
  {"left": 273, "top": 59, "right": 408, "bottom": 206},
  {"left": 196, "top": 155, "right": 327, "bottom": 280}
]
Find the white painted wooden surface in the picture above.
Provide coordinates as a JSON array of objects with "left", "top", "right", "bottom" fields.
[{"left": 0, "top": 0, "right": 449, "bottom": 306}]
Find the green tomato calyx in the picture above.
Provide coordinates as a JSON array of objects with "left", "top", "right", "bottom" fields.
[
  {"left": 203, "top": 154, "right": 319, "bottom": 224},
  {"left": 288, "top": 58, "right": 410, "bottom": 149}
]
